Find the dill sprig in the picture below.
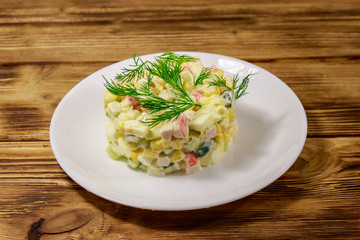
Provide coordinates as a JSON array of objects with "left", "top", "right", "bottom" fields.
[
  {"left": 104, "top": 75, "right": 197, "bottom": 127},
  {"left": 141, "top": 100, "right": 195, "bottom": 127},
  {"left": 233, "top": 73, "right": 254, "bottom": 100},
  {"left": 208, "top": 75, "right": 232, "bottom": 90},
  {"left": 115, "top": 55, "right": 149, "bottom": 83},
  {"left": 104, "top": 52, "right": 201, "bottom": 127},
  {"left": 145, "top": 57, "right": 196, "bottom": 104},
  {"left": 158, "top": 51, "right": 198, "bottom": 63},
  {"left": 194, "top": 67, "right": 212, "bottom": 86},
  {"left": 208, "top": 73, "right": 254, "bottom": 100}
]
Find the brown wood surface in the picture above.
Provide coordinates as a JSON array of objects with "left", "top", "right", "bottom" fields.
[{"left": 1, "top": 0, "right": 359, "bottom": 239}]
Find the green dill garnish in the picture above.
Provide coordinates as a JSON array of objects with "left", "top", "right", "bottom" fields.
[
  {"left": 145, "top": 57, "right": 195, "bottom": 103},
  {"left": 208, "top": 75, "right": 232, "bottom": 91},
  {"left": 104, "top": 52, "right": 201, "bottom": 127},
  {"left": 115, "top": 55, "right": 149, "bottom": 83},
  {"left": 157, "top": 51, "right": 198, "bottom": 63},
  {"left": 233, "top": 73, "right": 254, "bottom": 100},
  {"left": 194, "top": 67, "right": 212, "bottom": 86},
  {"left": 208, "top": 73, "right": 254, "bottom": 99},
  {"left": 104, "top": 51, "right": 254, "bottom": 127}
]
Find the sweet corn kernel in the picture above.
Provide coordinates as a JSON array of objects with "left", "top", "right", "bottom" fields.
[
  {"left": 170, "top": 139, "right": 182, "bottom": 150},
  {"left": 229, "top": 111, "right": 235, "bottom": 121},
  {"left": 150, "top": 139, "right": 163, "bottom": 152},
  {"left": 143, "top": 148, "right": 158, "bottom": 158},
  {"left": 204, "top": 86, "right": 220, "bottom": 97},
  {"left": 199, "top": 97, "right": 211, "bottom": 105},
  {"left": 131, "top": 152, "right": 139, "bottom": 163},
  {"left": 216, "top": 124, "right": 222, "bottom": 134},
  {"left": 155, "top": 84, "right": 164, "bottom": 92},
  {"left": 104, "top": 91, "right": 117, "bottom": 104},
  {"left": 225, "top": 75, "right": 233, "bottom": 89},
  {"left": 214, "top": 133, "right": 224, "bottom": 145},
  {"left": 168, "top": 150, "right": 185, "bottom": 162}
]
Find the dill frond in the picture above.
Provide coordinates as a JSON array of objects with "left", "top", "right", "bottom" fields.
[
  {"left": 194, "top": 67, "right": 212, "bottom": 86},
  {"left": 208, "top": 75, "right": 232, "bottom": 91},
  {"left": 115, "top": 55, "right": 149, "bottom": 83},
  {"left": 233, "top": 73, "right": 254, "bottom": 100},
  {"left": 158, "top": 51, "right": 198, "bottom": 63},
  {"left": 104, "top": 51, "right": 201, "bottom": 127}
]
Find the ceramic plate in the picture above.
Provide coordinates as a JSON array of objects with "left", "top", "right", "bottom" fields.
[{"left": 50, "top": 52, "right": 307, "bottom": 210}]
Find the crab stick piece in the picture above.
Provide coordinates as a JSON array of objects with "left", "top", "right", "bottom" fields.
[
  {"left": 203, "top": 126, "right": 217, "bottom": 141},
  {"left": 172, "top": 113, "right": 189, "bottom": 138}
]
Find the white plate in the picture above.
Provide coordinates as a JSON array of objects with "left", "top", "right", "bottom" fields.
[{"left": 50, "top": 52, "right": 307, "bottom": 211}]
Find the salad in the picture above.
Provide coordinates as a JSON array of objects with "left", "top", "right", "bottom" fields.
[{"left": 104, "top": 52, "right": 253, "bottom": 176}]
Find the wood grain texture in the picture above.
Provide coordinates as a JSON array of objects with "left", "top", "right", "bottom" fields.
[
  {"left": 0, "top": 0, "right": 359, "bottom": 239},
  {"left": 1, "top": 138, "right": 360, "bottom": 239}
]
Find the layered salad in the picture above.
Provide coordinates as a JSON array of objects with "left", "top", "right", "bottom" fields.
[{"left": 104, "top": 52, "right": 252, "bottom": 176}]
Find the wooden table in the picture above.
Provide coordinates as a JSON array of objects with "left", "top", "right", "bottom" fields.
[{"left": 1, "top": 0, "right": 359, "bottom": 239}]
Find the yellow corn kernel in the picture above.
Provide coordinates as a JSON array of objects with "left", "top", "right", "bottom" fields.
[
  {"left": 143, "top": 148, "right": 158, "bottom": 158},
  {"left": 223, "top": 130, "right": 230, "bottom": 141},
  {"left": 225, "top": 75, "right": 233, "bottom": 89},
  {"left": 178, "top": 161, "right": 186, "bottom": 169},
  {"left": 155, "top": 84, "right": 164, "bottom": 92},
  {"left": 150, "top": 138, "right": 170, "bottom": 152},
  {"left": 131, "top": 152, "right": 139, "bottom": 163},
  {"left": 204, "top": 86, "right": 220, "bottom": 97},
  {"left": 184, "top": 81, "right": 195, "bottom": 92},
  {"left": 162, "top": 141, "right": 169, "bottom": 147},
  {"left": 150, "top": 139, "right": 163, "bottom": 152},
  {"left": 168, "top": 150, "right": 185, "bottom": 162},
  {"left": 214, "top": 133, "right": 224, "bottom": 145},
  {"left": 170, "top": 139, "right": 183, "bottom": 150},
  {"left": 216, "top": 124, "right": 222, "bottom": 134},
  {"left": 212, "top": 69, "right": 224, "bottom": 78},
  {"left": 199, "top": 97, "right": 211, "bottom": 105},
  {"left": 229, "top": 111, "right": 235, "bottom": 121},
  {"left": 104, "top": 91, "right": 117, "bottom": 104},
  {"left": 216, "top": 105, "right": 227, "bottom": 115}
]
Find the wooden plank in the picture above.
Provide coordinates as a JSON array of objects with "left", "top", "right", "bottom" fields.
[
  {"left": 0, "top": 137, "right": 359, "bottom": 238},
  {"left": 0, "top": 1, "right": 359, "bottom": 63}
]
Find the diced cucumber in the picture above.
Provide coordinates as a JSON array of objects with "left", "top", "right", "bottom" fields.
[
  {"left": 222, "top": 91, "right": 233, "bottom": 108},
  {"left": 195, "top": 140, "right": 215, "bottom": 158}
]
